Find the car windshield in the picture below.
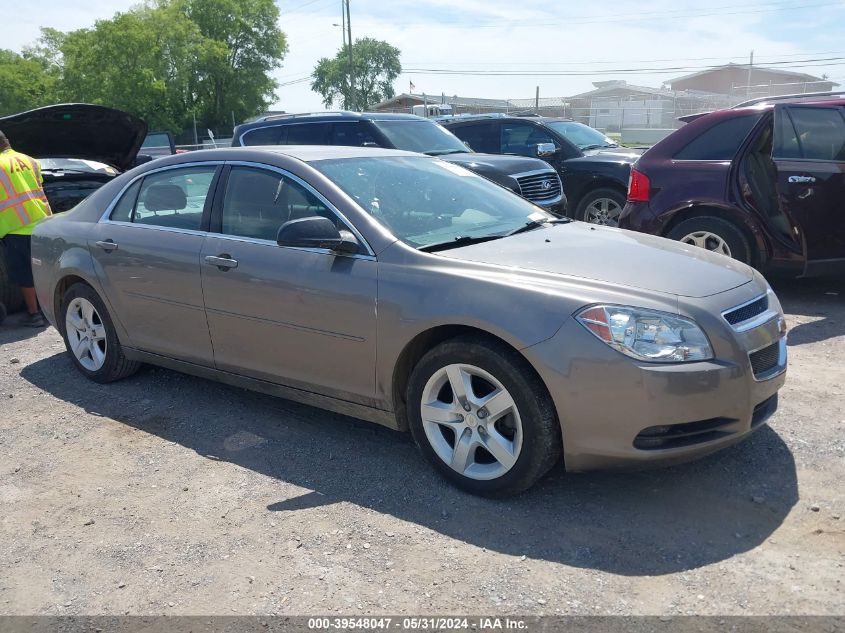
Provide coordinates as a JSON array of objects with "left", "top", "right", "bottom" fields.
[
  {"left": 37, "top": 158, "right": 118, "bottom": 175},
  {"left": 545, "top": 121, "right": 618, "bottom": 150},
  {"left": 372, "top": 120, "right": 470, "bottom": 155},
  {"left": 312, "top": 156, "right": 552, "bottom": 249}
]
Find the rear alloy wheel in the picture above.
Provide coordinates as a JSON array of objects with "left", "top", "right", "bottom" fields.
[
  {"left": 61, "top": 283, "right": 140, "bottom": 383},
  {"left": 576, "top": 188, "right": 626, "bottom": 226},
  {"left": 666, "top": 216, "right": 752, "bottom": 264},
  {"left": 407, "top": 335, "right": 560, "bottom": 496}
]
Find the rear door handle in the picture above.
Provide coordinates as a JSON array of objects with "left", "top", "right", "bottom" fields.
[
  {"left": 95, "top": 240, "right": 118, "bottom": 251},
  {"left": 788, "top": 175, "right": 816, "bottom": 184},
  {"left": 204, "top": 255, "right": 238, "bottom": 270}
]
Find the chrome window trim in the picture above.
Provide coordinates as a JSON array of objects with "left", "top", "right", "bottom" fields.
[
  {"left": 222, "top": 160, "right": 375, "bottom": 257},
  {"left": 99, "top": 221, "right": 208, "bottom": 238},
  {"left": 207, "top": 232, "right": 376, "bottom": 262},
  {"left": 98, "top": 160, "right": 227, "bottom": 224}
]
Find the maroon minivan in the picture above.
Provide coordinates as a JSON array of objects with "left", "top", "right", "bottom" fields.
[{"left": 619, "top": 93, "right": 845, "bottom": 277}]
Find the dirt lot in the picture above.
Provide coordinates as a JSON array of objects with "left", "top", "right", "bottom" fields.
[{"left": 0, "top": 277, "right": 843, "bottom": 617}]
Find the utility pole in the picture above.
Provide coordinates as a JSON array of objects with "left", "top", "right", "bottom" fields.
[
  {"left": 746, "top": 50, "right": 754, "bottom": 97},
  {"left": 344, "top": 0, "right": 355, "bottom": 111},
  {"left": 535, "top": 86, "right": 540, "bottom": 113}
]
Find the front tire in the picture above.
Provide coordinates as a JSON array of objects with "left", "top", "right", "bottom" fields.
[
  {"left": 407, "top": 335, "right": 561, "bottom": 497},
  {"left": 575, "top": 187, "right": 626, "bottom": 226},
  {"left": 666, "top": 216, "right": 752, "bottom": 264},
  {"left": 60, "top": 283, "right": 140, "bottom": 383}
]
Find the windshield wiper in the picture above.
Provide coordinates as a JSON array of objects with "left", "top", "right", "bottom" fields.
[
  {"left": 505, "top": 217, "right": 570, "bottom": 237},
  {"left": 419, "top": 234, "right": 503, "bottom": 253},
  {"left": 424, "top": 149, "right": 467, "bottom": 156}
]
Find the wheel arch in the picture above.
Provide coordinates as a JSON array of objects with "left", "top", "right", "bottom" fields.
[
  {"left": 573, "top": 180, "right": 628, "bottom": 217},
  {"left": 390, "top": 324, "right": 555, "bottom": 434},
  {"left": 660, "top": 203, "right": 770, "bottom": 268},
  {"left": 52, "top": 274, "right": 96, "bottom": 336}
]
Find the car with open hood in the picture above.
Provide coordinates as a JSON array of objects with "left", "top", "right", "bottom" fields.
[
  {"left": 31, "top": 146, "right": 786, "bottom": 496},
  {"left": 0, "top": 103, "right": 147, "bottom": 316}
]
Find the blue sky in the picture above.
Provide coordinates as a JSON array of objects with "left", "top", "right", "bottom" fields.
[{"left": 7, "top": 0, "right": 845, "bottom": 112}]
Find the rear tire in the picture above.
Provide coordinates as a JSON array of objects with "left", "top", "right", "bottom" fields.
[
  {"left": 60, "top": 283, "right": 140, "bottom": 383},
  {"left": 666, "top": 216, "right": 752, "bottom": 264},
  {"left": 407, "top": 335, "right": 561, "bottom": 497},
  {"left": 575, "top": 187, "right": 627, "bottom": 226},
  {"left": 0, "top": 241, "right": 25, "bottom": 314}
]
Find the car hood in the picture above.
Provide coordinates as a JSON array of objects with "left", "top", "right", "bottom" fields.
[
  {"left": 439, "top": 152, "right": 554, "bottom": 173},
  {"left": 439, "top": 222, "right": 754, "bottom": 298},
  {"left": 0, "top": 104, "right": 147, "bottom": 171}
]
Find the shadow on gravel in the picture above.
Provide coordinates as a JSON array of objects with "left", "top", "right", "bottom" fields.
[
  {"left": 771, "top": 276, "right": 845, "bottom": 347},
  {"left": 0, "top": 320, "right": 50, "bottom": 345},
  {"left": 22, "top": 352, "right": 798, "bottom": 577}
]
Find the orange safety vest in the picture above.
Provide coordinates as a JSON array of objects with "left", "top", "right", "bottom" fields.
[{"left": 0, "top": 147, "right": 52, "bottom": 238}]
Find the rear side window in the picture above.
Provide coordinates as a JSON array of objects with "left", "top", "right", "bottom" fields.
[
  {"left": 283, "top": 123, "right": 331, "bottom": 145},
  {"left": 450, "top": 123, "right": 499, "bottom": 153},
  {"left": 674, "top": 114, "right": 762, "bottom": 161},
  {"left": 241, "top": 126, "right": 283, "bottom": 146},
  {"left": 777, "top": 107, "right": 845, "bottom": 161}
]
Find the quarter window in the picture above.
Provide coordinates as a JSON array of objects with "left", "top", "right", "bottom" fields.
[
  {"left": 282, "top": 123, "right": 331, "bottom": 145},
  {"left": 450, "top": 123, "right": 499, "bottom": 153},
  {"left": 220, "top": 166, "right": 339, "bottom": 242},
  {"left": 674, "top": 114, "right": 762, "bottom": 161},
  {"left": 242, "top": 126, "right": 283, "bottom": 146},
  {"left": 110, "top": 167, "right": 216, "bottom": 231},
  {"left": 780, "top": 107, "right": 845, "bottom": 161}
]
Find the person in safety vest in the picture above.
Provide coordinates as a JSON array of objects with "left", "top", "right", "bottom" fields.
[{"left": 0, "top": 130, "right": 51, "bottom": 327}]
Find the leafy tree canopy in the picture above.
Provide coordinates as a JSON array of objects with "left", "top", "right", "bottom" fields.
[{"left": 312, "top": 38, "right": 401, "bottom": 110}]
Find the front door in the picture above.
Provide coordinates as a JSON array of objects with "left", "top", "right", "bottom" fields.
[
  {"left": 90, "top": 164, "right": 220, "bottom": 365},
  {"left": 772, "top": 104, "right": 845, "bottom": 266},
  {"left": 200, "top": 164, "right": 378, "bottom": 404}
]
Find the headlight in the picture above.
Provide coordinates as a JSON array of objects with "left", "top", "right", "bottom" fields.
[{"left": 576, "top": 305, "right": 713, "bottom": 363}]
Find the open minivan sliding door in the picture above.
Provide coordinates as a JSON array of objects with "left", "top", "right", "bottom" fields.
[{"left": 772, "top": 104, "right": 845, "bottom": 275}]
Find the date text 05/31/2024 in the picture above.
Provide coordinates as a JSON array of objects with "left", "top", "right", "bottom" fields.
[{"left": 307, "top": 617, "right": 528, "bottom": 630}]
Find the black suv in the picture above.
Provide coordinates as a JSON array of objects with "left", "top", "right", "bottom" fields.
[
  {"left": 442, "top": 114, "right": 641, "bottom": 225},
  {"left": 232, "top": 112, "right": 566, "bottom": 214}
]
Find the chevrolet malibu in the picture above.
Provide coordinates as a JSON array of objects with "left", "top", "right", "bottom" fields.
[{"left": 32, "top": 146, "right": 788, "bottom": 496}]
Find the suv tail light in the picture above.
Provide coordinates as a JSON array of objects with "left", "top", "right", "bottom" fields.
[{"left": 627, "top": 168, "right": 650, "bottom": 203}]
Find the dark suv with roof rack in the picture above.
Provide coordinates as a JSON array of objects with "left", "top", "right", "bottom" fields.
[
  {"left": 441, "top": 114, "right": 641, "bottom": 225},
  {"left": 619, "top": 92, "right": 845, "bottom": 277},
  {"left": 232, "top": 112, "right": 566, "bottom": 214}
]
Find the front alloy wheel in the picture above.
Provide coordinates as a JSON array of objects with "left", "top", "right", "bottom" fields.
[
  {"left": 407, "top": 335, "right": 561, "bottom": 496},
  {"left": 677, "top": 231, "right": 732, "bottom": 257},
  {"left": 420, "top": 363, "right": 523, "bottom": 481}
]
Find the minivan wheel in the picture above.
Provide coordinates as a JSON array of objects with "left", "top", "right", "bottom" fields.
[
  {"left": 576, "top": 188, "right": 626, "bottom": 226},
  {"left": 666, "top": 217, "right": 751, "bottom": 264},
  {"left": 407, "top": 335, "right": 561, "bottom": 497},
  {"left": 61, "top": 283, "right": 140, "bottom": 383}
]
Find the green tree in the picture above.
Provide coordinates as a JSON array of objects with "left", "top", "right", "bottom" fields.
[
  {"left": 312, "top": 38, "right": 401, "bottom": 110},
  {"left": 0, "top": 48, "right": 58, "bottom": 116},
  {"left": 20, "top": 0, "right": 287, "bottom": 135}
]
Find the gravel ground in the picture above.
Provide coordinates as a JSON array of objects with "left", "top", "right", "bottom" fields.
[{"left": 0, "top": 277, "right": 843, "bottom": 616}]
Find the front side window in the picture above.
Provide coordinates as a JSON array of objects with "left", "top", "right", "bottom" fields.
[
  {"left": 110, "top": 166, "right": 216, "bottom": 230},
  {"left": 311, "top": 156, "right": 551, "bottom": 248},
  {"left": 501, "top": 123, "right": 555, "bottom": 157},
  {"left": 674, "top": 114, "right": 762, "bottom": 161},
  {"left": 780, "top": 107, "right": 845, "bottom": 161},
  {"left": 449, "top": 122, "right": 499, "bottom": 153},
  {"left": 220, "top": 166, "right": 338, "bottom": 242},
  {"left": 330, "top": 122, "right": 378, "bottom": 147}
]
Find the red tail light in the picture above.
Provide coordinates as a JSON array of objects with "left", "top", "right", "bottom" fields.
[{"left": 627, "top": 168, "right": 650, "bottom": 203}]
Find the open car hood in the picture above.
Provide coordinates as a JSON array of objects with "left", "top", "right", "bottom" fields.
[{"left": 0, "top": 104, "right": 147, "bottom": 172}]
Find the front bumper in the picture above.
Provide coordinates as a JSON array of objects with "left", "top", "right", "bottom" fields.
[{"left": 522, "top": 283, "right": 787, "bottom": 472}]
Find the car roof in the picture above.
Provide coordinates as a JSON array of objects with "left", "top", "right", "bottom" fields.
[{"left": 143, "top": 145, "right": 424, "bottom": 166}]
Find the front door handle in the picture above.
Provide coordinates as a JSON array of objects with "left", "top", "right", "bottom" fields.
[
  {"left": 95, "top": 240, "right": 118, "bottom": 251},
  {"left": 204, "top": 254, "right": 238, "bottom": 271},
  {"left": 788, "top": 175, "right": 816, "bottom": 184}
]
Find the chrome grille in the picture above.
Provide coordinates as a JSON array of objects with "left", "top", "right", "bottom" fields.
[
  {"left": 515, "top": 171, "right": 563, "bottom": 202},
  {"left": 724, "top": 295, "right": 768, "bottom": 325},
  {"left": 749, "top": 341, "right": 780, "bottom": 378}
]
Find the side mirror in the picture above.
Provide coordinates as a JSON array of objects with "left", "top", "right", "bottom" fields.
[
  {"left": 276, "top": 216, "right": 360, "bottom": 255},
  {"left": 536, "top": 142, "right": 557, "bottom": 158}
]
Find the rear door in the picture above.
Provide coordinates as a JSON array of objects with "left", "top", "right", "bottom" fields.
[
  {"left": 199, "top": 163, "right": 378, "bottom": 403},
  {"left": 772, "top": 104, "right": 845, "bottom": 266},
  {"left": 91, "top": 163, "right": 221, "bottom": 365}
]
